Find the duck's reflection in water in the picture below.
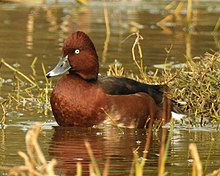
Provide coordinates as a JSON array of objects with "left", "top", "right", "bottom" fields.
[{"left": 49, "top": 126, "right": 160, "bottom": 175}]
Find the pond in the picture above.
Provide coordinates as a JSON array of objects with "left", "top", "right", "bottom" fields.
[{"left": 0, "top": 0, "right": 220, "bottom": 175}]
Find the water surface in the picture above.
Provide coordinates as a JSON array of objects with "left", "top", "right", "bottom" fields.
[{"left": 0, "top": 0, "right": 220, "bottom": 175}]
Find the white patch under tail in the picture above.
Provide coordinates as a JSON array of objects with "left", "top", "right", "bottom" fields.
[{"left": 171, "top": 111, "right": 186, "bottom": 121}]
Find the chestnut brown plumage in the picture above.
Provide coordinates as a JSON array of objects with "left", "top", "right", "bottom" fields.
[{"left": 47, "top": 31, "right": 180, "bottom": 128}]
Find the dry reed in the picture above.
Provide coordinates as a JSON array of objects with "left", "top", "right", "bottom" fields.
[{"left": 0, "top": 124, "right": 57, "bottom": 175}]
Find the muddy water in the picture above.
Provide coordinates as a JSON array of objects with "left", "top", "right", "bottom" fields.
[{"left": 0, "top": 0, "right": 220, "bottom": 175}]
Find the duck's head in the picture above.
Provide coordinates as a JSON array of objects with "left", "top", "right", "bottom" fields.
[{"left": 46, "top": 31, "right": 99, "bottom": 80}]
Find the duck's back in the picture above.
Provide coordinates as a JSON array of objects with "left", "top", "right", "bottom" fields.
[{"left": 99, "top": 76, "right": 167, "bottom": 106}]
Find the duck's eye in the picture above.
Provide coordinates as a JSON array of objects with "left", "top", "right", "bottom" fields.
[{"left": 75, "top": 49, "right": 80, "bottom": 54}]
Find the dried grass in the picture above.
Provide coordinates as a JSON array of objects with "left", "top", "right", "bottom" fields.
[
  {"left": 0, "top": 124, "right": 220, "bottom": 175},
  {"left": 0, "top": 124, "right": 57, "bottom": 176},
  {"left": 0, "top": 58, "right": 52, "bottom": 127},
  {"left": 168, "top": 52, "right": 220, "bottom": 126}
]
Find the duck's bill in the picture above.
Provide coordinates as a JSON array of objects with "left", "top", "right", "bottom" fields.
[{"left": 46, "top": 56, "right": 71, "bottom": 78}]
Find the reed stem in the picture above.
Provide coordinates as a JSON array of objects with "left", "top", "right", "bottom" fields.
[{"left": 0, "top": 58, "right": 37, "bottom": 87}]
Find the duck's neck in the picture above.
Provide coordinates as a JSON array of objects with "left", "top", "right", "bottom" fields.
[
  {"left": 69, "top": 71, "right": 98, "bottom": 82},
  {"left": 69, "top": 63, "right": 99, "bottom": 81}
]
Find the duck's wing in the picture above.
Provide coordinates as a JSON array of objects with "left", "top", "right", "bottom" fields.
[
  {"left": 98, "top": 76, "right": 167, "bottom": 106},
  {"left": 99, "top": 76, "right": 186, "bottom": 118}
]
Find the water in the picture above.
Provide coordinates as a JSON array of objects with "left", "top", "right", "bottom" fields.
[
  {"left": 1, "top": 124, "right": 220, "bottom": 175},
  {"left": 0, "top": 0, "right": 220, "bottom": 175}
]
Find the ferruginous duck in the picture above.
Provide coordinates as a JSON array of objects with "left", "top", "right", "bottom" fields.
[{"left": 46, "top": 31, "right": 181, "bottom": 128}]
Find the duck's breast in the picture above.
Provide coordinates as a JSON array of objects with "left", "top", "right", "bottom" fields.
[{"left": 50, "top": 74, "right": 107, "bottom": 127}]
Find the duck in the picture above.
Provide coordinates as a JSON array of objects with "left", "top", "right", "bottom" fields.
[{"left": 46, "top": 31, "right": 182, "bottom": 128}]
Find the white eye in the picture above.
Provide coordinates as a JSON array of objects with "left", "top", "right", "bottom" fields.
[{"left": 75, "top": 49, "right": 80, "bottom": 54}]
